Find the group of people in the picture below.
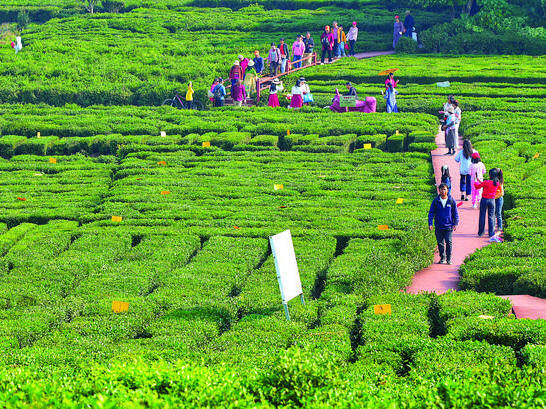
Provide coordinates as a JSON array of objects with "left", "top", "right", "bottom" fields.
[
  {"left": 393, "top": 10, "right": 416, "bottom": 49},
  {"left": 319, "top": 21, "right": 359, "bottom": 63},
  {"left": 429, "top": 100, "right": 505, "bottom": 264}
]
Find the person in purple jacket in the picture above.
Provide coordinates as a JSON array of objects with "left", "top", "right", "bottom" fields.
[
  {"left": 428, "top": 183, "right": 459, "bottom": 264},
  {"left": 320, "top": 26, "right": 334, "bottom": 64},
  {"left": 292, "top": 35, "right": 305, "bottom": 69}
]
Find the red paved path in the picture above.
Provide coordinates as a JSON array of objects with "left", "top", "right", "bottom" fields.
[{"left": 406, "top": 130, "right": 546, "bottom": 320}]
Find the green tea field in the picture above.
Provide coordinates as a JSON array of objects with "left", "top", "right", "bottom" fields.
[{"left": 0, "top": 1, "right": 544, "bottom": 407}]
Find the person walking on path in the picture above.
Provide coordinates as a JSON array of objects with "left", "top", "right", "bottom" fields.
[
  {"left": 452, "top": 99, "right": 462, "bottom": 146},
  {"left": 268, "top": 78, "right": 283, "bottom": 107},
  {"left": 475, "top": 169, "right": 500, "bottom": 238},
  {"left": 212, "top": 78, "right": 226, "bottom": 107},
  {"left": 267, "top": 43, "right": 281, "bottom": 76},
  {"left": 403, "top": 10, "right": 414, "bottom": 38},
  {"left": 243, "top": 60, "right": 257, "bottom": 97},
  {"left": 289, "top": 79, "right": 304, "bottom": 109},
  {"left": 442, "top": 107, "right": 457, "bottom": 155},
  {"left": 229, "top": 60, "right": 243, "bottom": 88},
  {"left": 393, "top": 15, "right": 405, "bottom": 49},
  {"left": 454, "top": 139, "right": 475, "bottom": 201},
  {"left": 337, "top": 25, "right": 347, "bottom": 57},
  {"left": 493, "top": 168, "right": 504, "bottom": 234},
  {"left": 253, "top": 50, "right": 264, "bottom": 75},
  {"left": 278, "top": 38, "right": 289, "bottom": 73},
  {"left": 347, "top": 22, "right": 358, "bottom": 56},
  {"left": 292, "top": 35, "right": 305, "bottom": 69},
  {"left": 303, "top": 32, "right": 314, "bottom": 66},
  {"left": 428, "top": 183, "right": 459, "bottom": 264},
  {"left": 185, "top": 81, "right": 194, "bottom": 109},
  {"left": 320, "top": 26, "right": 334, "bottom": 64},
  {"left": 441, "top": 165, "right": 452, "bottom": 195},
  {"left": 332, "top": 22, "right": 339, "bottom": 57},
  {"left": 232, "top": 80, "right": 247, "bottom": 107},
  {"left": 469, "top": 152, "right": 486, "bottom": 208}
]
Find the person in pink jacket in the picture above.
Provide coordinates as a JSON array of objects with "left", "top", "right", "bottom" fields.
[
  {"left": 320, "top": 26, "right": 334, "bottom": 64},
  {"left": 292, "top": 35, "right": 306, "bottom": 69},
  {"left": 469, "top": 152, "right": 486, "bottom": 208}
]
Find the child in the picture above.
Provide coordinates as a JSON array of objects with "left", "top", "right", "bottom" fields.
[
  {"left": 469, "top": 152, "right": 486, "bottom": 208},
  {"left": 185, "top": 81, "right": 194, "bottom": 109},
  {"left": 428, "top": 183, "right": 459, "bottom": 264},
  {"left": 440, "top": 165, "right": 451, "bottom": 195},
  {"left": 474, "top": 169, "right": 500, "bottom": 238}
]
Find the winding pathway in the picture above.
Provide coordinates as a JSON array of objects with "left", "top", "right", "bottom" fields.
[{"left": 406, "top": 130, "right": 546, "bottom": 320}]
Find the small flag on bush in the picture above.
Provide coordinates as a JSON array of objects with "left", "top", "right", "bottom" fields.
[
  {"left": 112, "top": 301, "right": 129, "bottom": 313},
  {"left": 111, "top": 216, "right": 122, "bottom": 222},
  {"left": 157, "top": 161, "right": 166, "bottom": 165},
  {"left": 287, "top": 129, "right": 290, "bottom": 136},
  {"left": 202, "top": 141, "right": 211, "bottom": 148},
  {"left": 36, "top": 132, "right": 41, "bottom": 138},
  {"left": 374, "top": 304, "right": 392, "bottom": 315},
  {"left": 274, "top": 184, "right": 284, "bottom": 190},
  {"left": 160, "top": 190, "right": 170, "bottom": 195},
  {"left": 378, "top": 225, "right": 389, "bottom": 230},
  {"left": 17, "top": 197, "right": 26, "bottom": 201},
  {"left": 533, "top": 152, "right": 540, "bottom": 159},
  {"left": 396, "top": 198, "right": 404, "bottom": 204},
  {"left": 49, "top": 157, "right": 57, "bottom": 164},
  {"left": 363, "top": 143, "right": 372, "bottom": 150},
  {"left": 233, "top": 226, "right": 240, "bottom": 230}
]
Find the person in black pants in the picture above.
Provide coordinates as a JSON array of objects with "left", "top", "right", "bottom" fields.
[
  {"left": 428, "top": 183, "right": 459, "bottom": 264},
  {"left": 320, "top": 26, "right": 333, "bottom": 64}
]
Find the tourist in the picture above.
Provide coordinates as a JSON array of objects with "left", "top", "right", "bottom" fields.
[
  {"left": 404, "top": 10, "right": 415, "bottom": 38},
  {"left": 493, "top": 168, "right": 504, "bottom": 234},
  {"left": 232, "top": 80, "right": 247, "bottom": 107},
  {"left": 300, "top": 77, "right": 313, "bottom": 104},
  {"left": 393, "top": 15, "right": 405, "bottom": 49},
  {"left": 278, "top": 38, "right": 289, "bottom": 73},
  {"left": 337, "top": 25, "right": 347, "bottom": 57},
  {"left": 385, "top": 72, "right": 399, "bottom": 90},
  {"left": 452, "top": 99, "right": 462, "bottom": 145},
  {"left": 229, "top": 60, "right": 243, "bottom": 88},
  {"left": 243, "top": 60, "right": 257, "bottom": 97},
  {"left": 454, "top": 139, "right": 475, "bottom": 201},
  {"left": 289, "top": 79, "right": 303, "bottom": 109},
  {"left": 383, "top": 83, "right": 398, "bottom": 113},
  {"left": 253, "top": 50, "right": 264, "bottom": 75},
  {"left": 303, "top": 32, "right": 314, "bottom": 66},
  {"left": 14, "top": 36, "right": 22, "bottom": 54},
  {"left": 213, "top": 78, "right": 226, "bottom": 107},
  {"left": 292, "top": 35, "right": 305, "bottom": 69},
  {"left": 441, "top": 165, "right": 452, "bottom": 195},
  {"left": 320, "top": 26, "right": 334, "bottom": 64},
  {"left": 428, "top": 183, "right": 459, "bottom": 265},
  {"left": 474, "top": 169, "right": 500, "bottom": 238},
  {"left": 442, "top": 106, "right": 457, "bottom": 155},
  {"left": 469, "top": 152, "right": 486, "bottom": 208},
  {"left": 345, "top": 82, "right": 357, "bottom": 96},
  {"left": 185, "top": 81, "right": 194, "bottom": 109},
  {"left": 208, "top": 78, "right": 219, "bottom": 103},
  {"left": 332, "top": 22, "right": 339, "bottom": 57},
  {"left": 268, "top": 78, "right": 283, "bottom": 107},
  {"left": 347, "top": 22, "right": 358, "bottom": 56},
  {"left": 267, "top": 43, "right": 281, "bottom": 76}
]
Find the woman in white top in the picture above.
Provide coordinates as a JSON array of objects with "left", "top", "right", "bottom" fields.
[
  {"left": 289, "top": 79, "right": 303, "bottom": 109},
  {"left": 452, "top": 99, "right": 462, "bottom": 147},
  {"left": 268, "top": 78, "right": 283, "bottom": 107},
  {"left": 299, "top": 76, "right": 313, "bottom": 104},
  {"left": 347, "top": 22, "right": 358, "bottom": 56}
]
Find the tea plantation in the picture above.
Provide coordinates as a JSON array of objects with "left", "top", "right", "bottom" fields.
[{"left": 0, "top": 1, "right": 544, "bottom": 407}]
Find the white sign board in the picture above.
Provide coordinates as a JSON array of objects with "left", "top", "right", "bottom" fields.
[
  {"left": 270, "top": 230, "right": 303, "bottom": 304},
  {"left": 339, "top": 95, "right": 356, "bottom": 107}
]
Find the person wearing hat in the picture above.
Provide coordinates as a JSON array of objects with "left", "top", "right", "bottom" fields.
[
  {"left": 393, "top": 15, "right": 405, "bottom": 49},
  {"left": 267, "top": 43, "right": 281, "bottom": 76},
  {"left": 404, "top": 10, "right": 415, "bottom": 38},
  {"left": 442, "top": 106, "right": 457, "bottom": 155},
  {"left": 253, "top": 50, "right": 264, "bottom": 75},
  {"left": 239, "top": 54, "right": 250, "bottom": 79},
  {"left": 292, "top": 35, "right": 305, "bottom": 69},
  {"left": 268, "top": 78, "right": 283, "bottom": 108},
  {"left": 229, "top": 60, "right": 243, "bottom": 89},
  {"left": 278, "top": 38, "right": 289, "bottom": 73},
  {"left": 320, "top": 26, "right": 334, "bottom": 64},
  {"left": 289, "top": 79, "right": 304, "bottom": 109},
  {"left": 300, "top": 77, "right": 313, "bottom": 104},
  {"left": 469, "top": 152, "right": 486, "bottom": 208},
  {"left": 303, "top": 32, "right": 314, "bottom": 66},
  {"left": 345, "top": 82, "right": 357, "bottom": 97},
  {"left": 347, "top": 22, "right": 358, "bottom": 57},
  {"left": 243, "top": 60, "right": 257, "bottom": 97}
]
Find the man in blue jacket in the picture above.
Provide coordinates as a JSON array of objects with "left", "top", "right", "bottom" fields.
[{"left": 428, "top": 183, "right": 459, "bottom": 264}]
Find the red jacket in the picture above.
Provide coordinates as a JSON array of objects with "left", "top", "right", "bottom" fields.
[
  {"left": 474, "top": 180, "right": 499, "bottom": 199},
  {"left": 229, "top": 65, "right": 243, "bottom": 80}
]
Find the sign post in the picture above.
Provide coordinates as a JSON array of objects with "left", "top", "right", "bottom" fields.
[
  {"left": 269, "top": 229, "right": 304, "bottom": 320},
  {"left": 339, "top": 95, "right": 356, "bottom": 112}
]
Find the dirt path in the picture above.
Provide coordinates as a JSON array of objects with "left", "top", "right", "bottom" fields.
[
  {"left": 406, "top": 130, "right": 546, "bottom": 320},
  {"left": 354, "top": 50, "right": 395, "bottom": 59}
]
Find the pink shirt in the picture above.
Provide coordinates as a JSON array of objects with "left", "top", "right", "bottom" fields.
[
  {"left": 470, "top": 162, "right": 486, "bottom": 183},
  {"left": 292, "top": 41, "right": 305, "bottom": 56}
]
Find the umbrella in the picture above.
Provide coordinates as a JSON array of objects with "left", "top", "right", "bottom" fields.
[{"left": 378, "top": 68, "right": 399, "bottom": 76}]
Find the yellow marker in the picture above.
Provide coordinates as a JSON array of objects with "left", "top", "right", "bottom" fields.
[
  {"left": 49, "top": 157, "right": 57, "bottom": 164},
  {"left": 395, "top": 130, "right": 400, "bottom": 136},
  {"left": 374, "top": 304, "right": 392, "bottom": 315},
  {"left": 111, "top": 216, "right": 122, "bottom": 223},
  {"left": 396, "top": 198, "right": 404, "bottom": 204},
  {"left": 157, "top": 161, "right": 166, "bottom": 165},
  {"left": 274, "top": 184, "right": 284, "bottom": 191},
  {"left": 287, "top": 129, "right": 290, "bottom": 136},
  {"left": 112, "top": 301, "right": 129, "bottom": 313},
  {"left": 37, "top": 132, "right": 41, "bottom": 138},
  {"left": 533, "top": 152, "right": 540, "bottom": 159},
  {"left": 160, "top": 131, "right": 166, "bottom": 137},
  {"left": 363, "top": 143, "right": 372, "bottom": 150},
  {"left": 202, "top": 141, "right": 211, "bottom": 148},
  {"left": 378, "top": 225, "right": 389, "bottom": 230},
  {"left": 160, "top": 190, "right": 171, "bottom": 195}
]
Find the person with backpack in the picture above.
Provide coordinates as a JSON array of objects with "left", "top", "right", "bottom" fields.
[
  {"left": 303, "top": 32, "right": 314, "bottom": 66},
  {"left": 278, "top": 38, "right": 289, "bottom": 73},
  {"left": 347, "top": 22, "right": 358, "bottom": 56},
  {"left": 320, "top": 26, "right": 334, "bottom": 64},
  {"left": 428, "top": 183, "right": 459, "bottom": 265},
  {"left": 212, "top": 78, "right": 226, "bottom": 107},
  {"left": 267, "top": 43, "right": 281, "bottom": 76},
  {"left": 292, "top": 35, "right": 305, "bottom": 69}
]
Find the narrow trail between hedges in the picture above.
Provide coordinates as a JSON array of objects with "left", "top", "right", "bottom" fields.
[{"left": 405, "top": 129, "right": 546, "bottom": 320}]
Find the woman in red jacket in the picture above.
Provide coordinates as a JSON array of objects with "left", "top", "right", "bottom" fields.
[{"left": 474, "top": 168, "right": 500, "bottom": 238}]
